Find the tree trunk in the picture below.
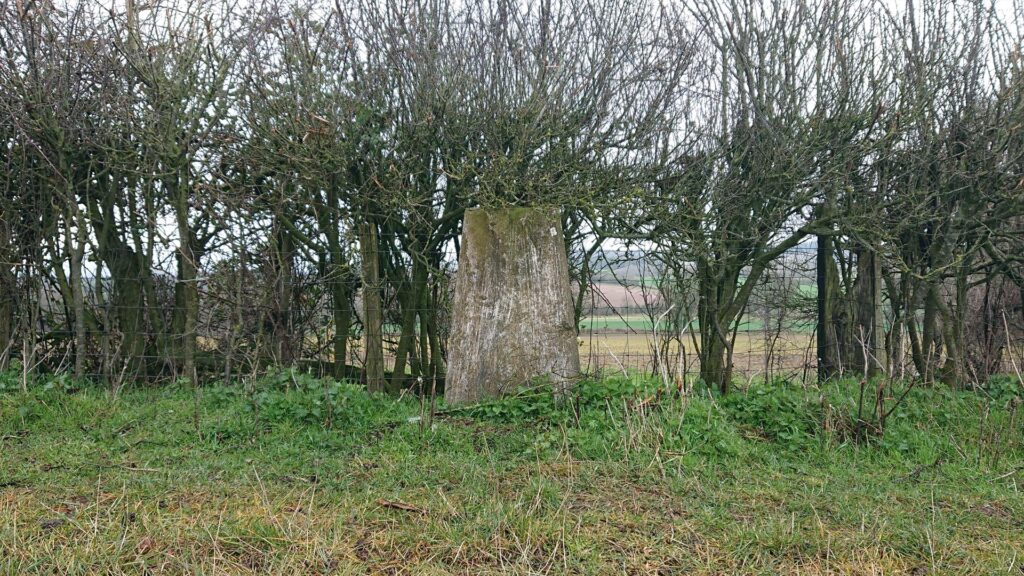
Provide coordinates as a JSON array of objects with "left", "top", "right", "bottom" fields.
[
  {"left": 324, "top": 208, "right": 354, "bottom": 380},
  {"left": 700, "top": 334, "right": 731, "bottom": 394},
  {"left": 173, "top": 184, "right": 198, "bottom": 384},
  {"left": 855, "top": 248, "right": 886, "bottom": 377},
  {"left": 390, "top": 254, "right": 427, "bottom": 392},
  {"left": 883, "top": 268, "right": 908, "bottom": 378},
  {"left": 331, "top": 273, "right": 354, "bottom": 380},
  {"left": 445, "top": 207, "right": 580, "bottom": 405},
  {"left": 418, "top": 297, "right": 431, "bottom": 380},
  {"left": 945, "top": 256, "right": 970, "bottom": 385},
  {"left": 277, "top": 223, "right": 296, "bottom": 364},
  {"left": 0, "top": 217, "right": 15, "bottom": 370},
  {"left": 816, "top": 231, "right": 838, "bottom": 381},
  {"left": 427, "top": 278, "right": 446, "bottom": 381},
  {"left": 359, "top": 221, "right": 386, "bottom": 393},
  {"left": 920, "top": 281, "right": 941, "bottom": 382},
  {"left": 67, "top": 205, "right": 88, "bottom": 380},
  {"left": 696, "top": 257, "right": 741, "bottom": 395},
  {"left": 90, "top": 177, "right": 148, "bottom": 382},
  {"left": 108, "top": 246, "right": 147, "bottom": 380}
]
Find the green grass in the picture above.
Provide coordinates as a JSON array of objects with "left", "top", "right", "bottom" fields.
[{"left": 1, "top": 371, "right": 1022, "bottom": 574}]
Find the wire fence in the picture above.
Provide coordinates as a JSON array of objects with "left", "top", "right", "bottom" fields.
[
  {"left": 576, "top": 247, "right": 812, "bottom": 383},
  {"left": 3, "top": 242, "right": 1022, "bottom": 392},
  {"left": 580, "top": 246, "right": 1024, "bottom": 387}
]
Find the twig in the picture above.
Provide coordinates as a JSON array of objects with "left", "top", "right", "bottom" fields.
[
  {"left": 1003, "top": 312, "right": 1023, "bottom": 390},
  {"left": 376, "top": 499, "right": 426, "bottom": 515},
  {"left": 653, "top": 304, "right": 675, "bottom": 394},
  {"left": 903, "top": 456, "right": 944, "bottom": 482},
  {"left": 601, "top": 341, "right": 628, "bottom": 379},
  {"left": 992, "top": 465, "right": 1024, "bottom": 481},
  {"left": 124, "top": 466, "right": 160, "bottom": 473}
]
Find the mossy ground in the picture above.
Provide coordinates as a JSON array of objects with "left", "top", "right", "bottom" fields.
[{"left": 1, "top": 373, "right": 1022, "bottom": 574}]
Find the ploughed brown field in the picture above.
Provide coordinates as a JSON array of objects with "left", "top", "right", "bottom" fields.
[{"left": 582, "top": 281, "right": 662, "bottom": 311}]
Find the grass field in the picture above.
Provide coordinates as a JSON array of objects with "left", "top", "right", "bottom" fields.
[
  {"left": 578, "top": 315, "right": 815, "bottom": 334},
  {"left": 1, "top": 374, "right": 1023, "bottom": 574},
  {"left": 579, "top": 331, "right": 815, "bottom": 377}
]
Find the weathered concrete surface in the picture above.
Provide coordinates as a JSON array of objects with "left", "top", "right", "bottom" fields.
[{"left": 445, "top": 207, "right": 580, "bottom": 405}]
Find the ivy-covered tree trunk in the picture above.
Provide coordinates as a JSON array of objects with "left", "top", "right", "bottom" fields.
[{"left": 445, "top": 207, "right": 579, "bottom": 405}]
